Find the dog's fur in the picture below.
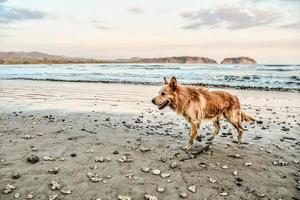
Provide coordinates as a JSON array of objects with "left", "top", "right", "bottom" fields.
[{"left": 152, "top": 77, "right": 255, "bottom": 150}]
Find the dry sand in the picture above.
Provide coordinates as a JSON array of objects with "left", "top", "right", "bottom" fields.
[{"left": 0, "top": 80, "right": 299, "bottom": 200}]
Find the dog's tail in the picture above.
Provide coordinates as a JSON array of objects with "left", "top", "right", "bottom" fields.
[{"left": 241, "top": 111, "right": 255, "bottom": 122}]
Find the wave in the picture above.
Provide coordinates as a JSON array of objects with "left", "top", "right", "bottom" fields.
[
  {"left": 2, "top": 77, "right": 299, "bottom": 92},
  {"left": 290, "top": 76, "right": 300, "bottom": 81},
  {"left": 257, "top": 68, "right": 297, "bottom": 72},
  {"left": 224, "top": 75, "right": 261, "bottom": 81},
  {"left": 265, "top": 64, "right": 292, "bottom": 67}
]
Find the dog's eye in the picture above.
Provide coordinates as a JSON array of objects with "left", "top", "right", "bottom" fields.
[{"left": 161, "top": 92, "right": 166, "bottom": 95}]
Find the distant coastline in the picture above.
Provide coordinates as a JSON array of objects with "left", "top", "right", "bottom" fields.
[{"left": 0, "top": 51, "right": 256, "bottom": 64}]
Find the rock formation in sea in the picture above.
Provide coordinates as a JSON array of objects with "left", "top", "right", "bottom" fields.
[{"left": 221, "top": 57, "right": 257, "bottom": 64}]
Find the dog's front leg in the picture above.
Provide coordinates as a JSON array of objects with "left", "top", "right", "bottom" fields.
[
  {"left": 183, "top": 121, "right": 200, "bottom": 150},
  {"left": 208, "top": 119, "right": 221, "bottom": 141}
]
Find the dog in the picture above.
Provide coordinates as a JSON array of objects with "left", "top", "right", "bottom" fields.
[{"left": 152, "top": 76, "right": 255, "bottom": 150}]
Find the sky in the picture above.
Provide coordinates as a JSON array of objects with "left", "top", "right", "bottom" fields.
[{"left": 0, "top": 0, "right": 300, "bottom": 64}]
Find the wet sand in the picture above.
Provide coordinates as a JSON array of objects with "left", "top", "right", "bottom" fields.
[{"left": 0, "top": 80, "right": 299, "bottom": 200}]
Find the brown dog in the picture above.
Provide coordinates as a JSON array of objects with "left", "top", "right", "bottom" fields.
[{"left": 152, "top": 77, "right": 255, "bottom": 150}]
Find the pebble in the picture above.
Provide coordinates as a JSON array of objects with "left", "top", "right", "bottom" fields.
[
  {"left": 244, "top": 162, "right": 252, "bottom": 166},
  {"left": 219, "top": 191, "right": 228, "bottom": 196},
  {"left": 27, "top": 194, "right": 34, "bottom": 199},
  {"left": 160, "top": 172, "right": 170, "bottom": 178},
  {"left": 157, "top": 186, "right": 165, "bottom": 193},
  {"left": 257, "top": 193, "right": 265, "bottom": 198},
  {"left": 43, "top": 156, "right": 54, "bottom": 161},
  {"left": 95, "top": 156, "right": 105, "bottom": 162},
  {"left": 265, "top": 149, "right": 272, "bottom": 154},
  {"left": 48, "top": 167, "right": 60, "bottom": 174},
  {"left": 50, "top": 181, "right": 61, "bottom": 190},
  {"left": 118, "top": 195, "right": 131, "bottom": 200},
  {"left": 179, "top": 192, "right": 187, "bottom": 198},
  {"left": 199, "top": 163, "right": 207, "bottom": 168},
  {"left": 228, "top": 154, "right": 241, "bottom": 158},
  {"left": 292, "top": 160, "right": 299, "bottom": 164},
  {"left": 170, "top": 162, "right": 178, "bottom": 169},
  {"left": 126, "top": 173, "right": 138, "bottom": 179},
  {"left": 87, "top": 172, "right": 102, "bottom": 182},
  {"left": 188, "top": 185, "right": 196, "bottom": 193},
  {"left": 92, "top": 161, "right": 101, "bottom": 168},
  {"left": 140, "top": 147, "right": 151, "bottom": 152},
  {"left": 222, "top": 165, "right": 229, "bottom": 169},
  {"left": 152, "top": 169, "right": 161, "bottom": 175},
  {"left": 61, "top": 189, "right": 72, "bottom": 194},
  {"left": 145, "top": 194, "right": 158, "bottom": 200},
  {"left": 23, "top": 135, "right": 32, "bottom": 140},
  {"left": 31, "top": 147, "right": 38, "bottom": 152},
  {"left": 233, "top": 170, "right": 238, "bottom": 176},
  {"left": 27, "top": 155, "right": 39, "bottom": 164},
  {"left": 70, "top": 153, "right": 76, "bottom": 157},
  {"left": 113, "top": 150, "right": 119, "bottom": 154},
  {"left": 3, "top": 184, "right": 16, "bottom": 194},
  {"left": 160, "top": 157, "right": 167, "bottom": 163},
  {"left": 103, "top": 174, "right": 111, "bottom": 179},
  {"left": 14, "top": 193, "right": 20, "bottom": 198},
  {"left": 208, "top": 177, "right": 217, "bottom": 183},
  {"left": 12, "top": 172, "right": 21, "bottom": 179},
  {"left": 273, "top": 144, "right": 284, "bottom": 150},
  {"left": 273, "top": 160, "right": 288, "bottom": 166},
  {"left": 49, "top": 194, "right": 58, "bottom": 200},
  {"left": 142, "top": 167, "right": 150, "bottom": 172},
  {"left": 118, "top": 156, "right": 133, "bottom": 163}
]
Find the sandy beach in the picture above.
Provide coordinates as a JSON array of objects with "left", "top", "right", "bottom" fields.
[{"left": 0, "top": 80, "right": 299, "bottom": 200}]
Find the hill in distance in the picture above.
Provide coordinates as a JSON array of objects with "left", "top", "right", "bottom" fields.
[{"left": 0, "top": 51, "right": 256, "bottom": 64}]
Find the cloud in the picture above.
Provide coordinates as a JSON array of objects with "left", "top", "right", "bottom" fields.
[
  {"left": 0, "top": 0, "right": 7, "bottom": 3},
  {"left": 0, "top": 4, "right": 46, "bottom": 24},
  {"left": 128, "top": 7, "right": 143, "bottom": 14},
  {"left": 95, "top": 25, "right": 112, "bottom": 30},
  {"left": 280, "top": 21, "right": 300, "bottom": 29},
  {"left": 181, "top": 6, "right": 279, "bottom": 30},
  {"left": 91, "top": 19, "right": 112, "bottom": 30},
  {"left": 0, "top": 25, "right": 17, "bottom": 30}
]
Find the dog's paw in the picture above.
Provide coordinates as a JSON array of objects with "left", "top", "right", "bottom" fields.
[
  {"left": 196, "top": 135, "right": 202, "bottom": 142},
  {"left": 182, "top": 144, "right": 192, "bottom": 151},
  {"left": 207, "top": 135, "right": 215, "bottom": 141}
]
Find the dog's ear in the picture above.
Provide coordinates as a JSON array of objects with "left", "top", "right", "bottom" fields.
[
  {"left": 163, "top": 77, "right": 168, "bottom": 84},
  {"left": 169, "top": 76, "right": 177, "bottom": 90}
]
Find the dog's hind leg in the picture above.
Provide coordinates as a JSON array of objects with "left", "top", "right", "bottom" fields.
[
  {"left": 226, "top": 110, "right": 244, "bottom": 144},
  {"left": 232, "top": 121, "right": 243, "bottom": 144},
  {"left": 207, "top": 118, "right": 221, "bottom": 141}
]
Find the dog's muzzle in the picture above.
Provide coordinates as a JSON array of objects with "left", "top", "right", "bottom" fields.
[
  {"left": 151, "top": 98, "right": 169, "bottom": 110},
  {"left": 151, "top": 98, "right": 156, "bottom": 104},
  {"left": 157, "top": 100, "right": 169, "bottom": 110}
]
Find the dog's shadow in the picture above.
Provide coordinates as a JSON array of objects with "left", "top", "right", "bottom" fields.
[{"left": 179, "top": 143, "right": 212, "bottom": 161}]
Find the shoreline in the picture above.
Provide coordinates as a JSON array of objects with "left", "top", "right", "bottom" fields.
[{"left": 1, "top": 78, "right": 299, "bottom": 93}]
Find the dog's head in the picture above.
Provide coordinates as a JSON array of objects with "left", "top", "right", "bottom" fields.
[{"left": 151, "top": 76, "right": 178, "bottom": 110}]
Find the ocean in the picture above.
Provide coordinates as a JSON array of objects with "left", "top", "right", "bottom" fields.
[{"left": 0, "top": 63, "right": 299, "bottom": 91}]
